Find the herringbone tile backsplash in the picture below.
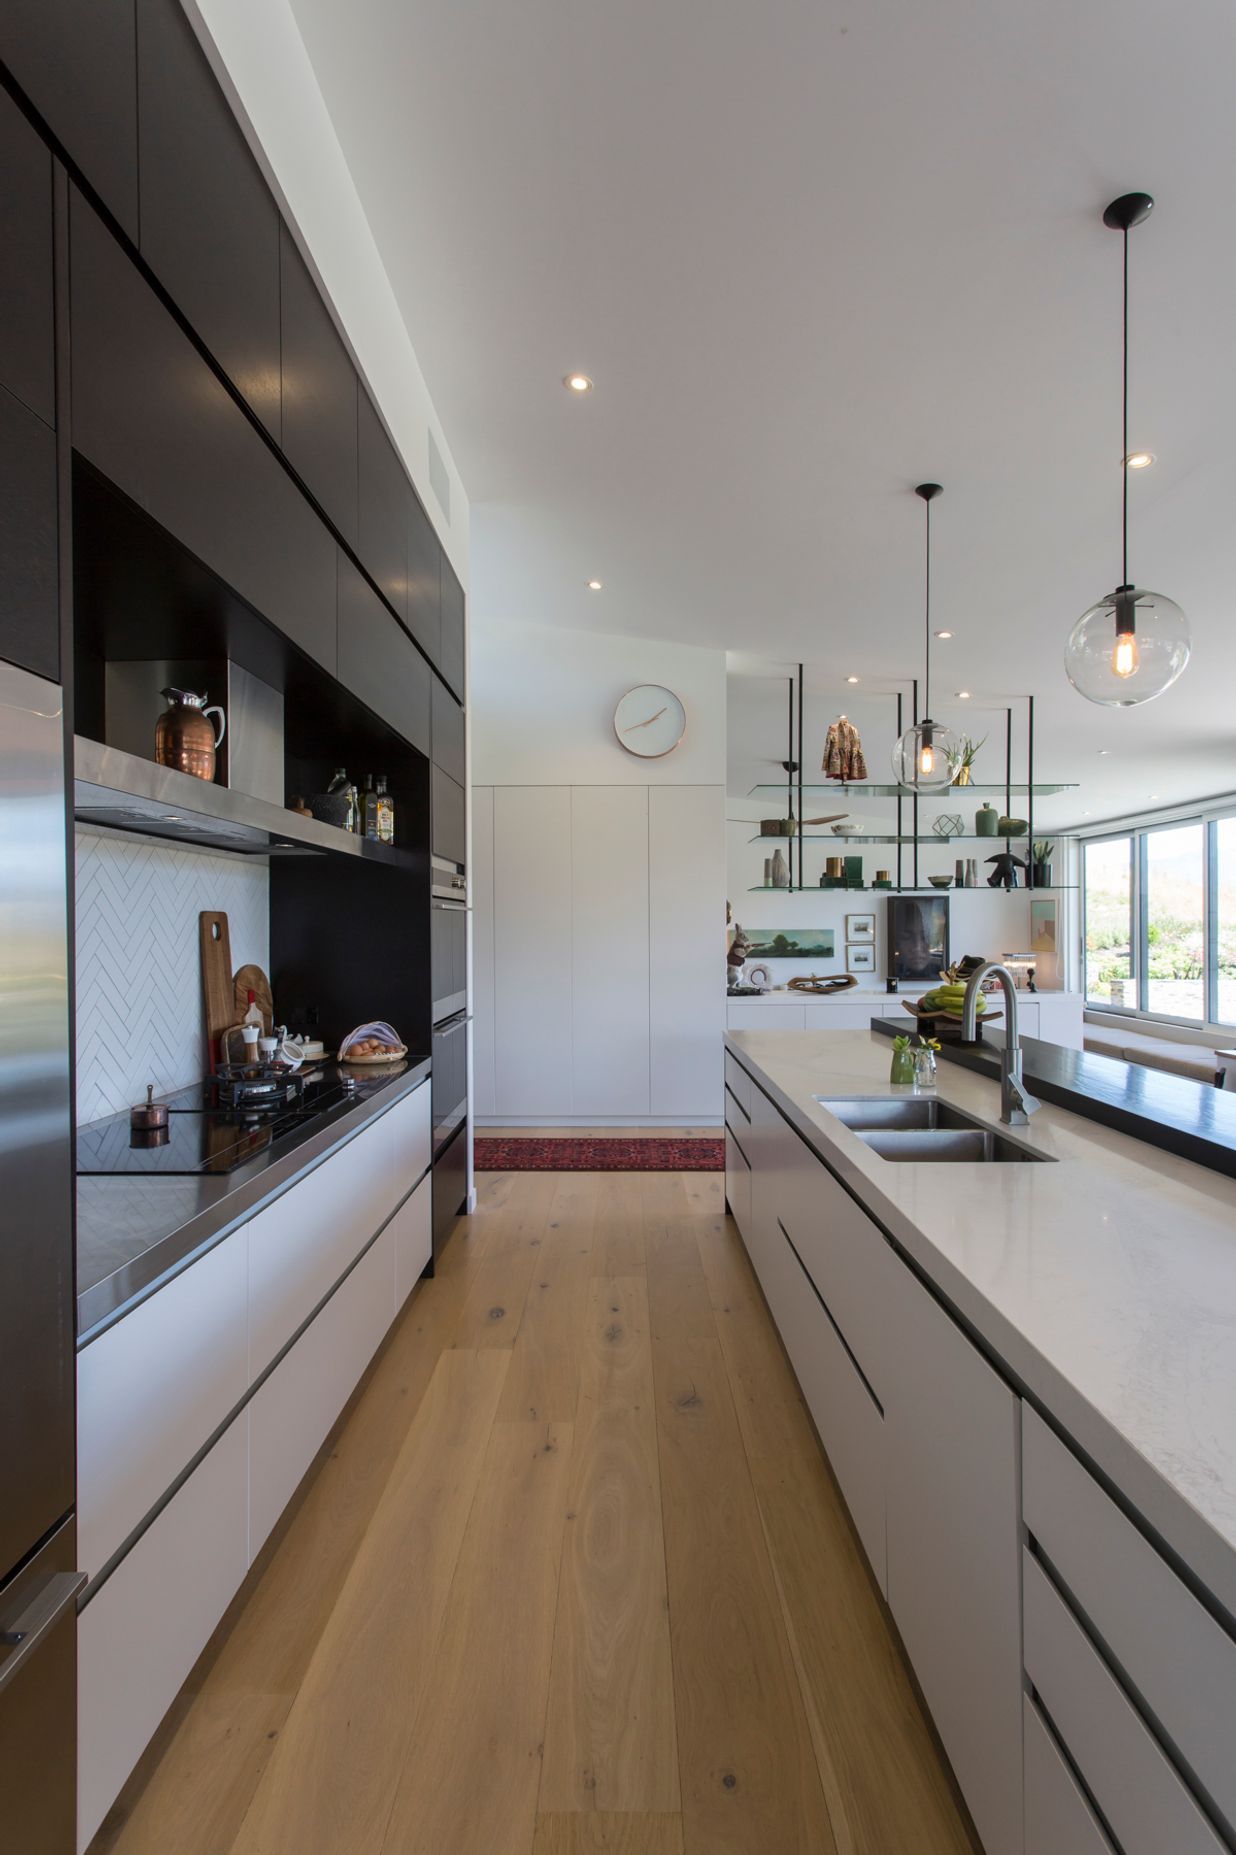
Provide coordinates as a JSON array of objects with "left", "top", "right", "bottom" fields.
[{"left": 76, "top": 826, "right": 269, "bottom": 1124}]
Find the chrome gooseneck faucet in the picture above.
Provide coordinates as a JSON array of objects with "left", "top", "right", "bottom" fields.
[{"left": 960, "top": 961, "right": 1041, "bottom": 1127}]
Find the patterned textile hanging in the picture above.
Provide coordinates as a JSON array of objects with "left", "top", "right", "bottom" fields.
[{"left": 822, "top": 716, "right": 868, "bottom": 781}]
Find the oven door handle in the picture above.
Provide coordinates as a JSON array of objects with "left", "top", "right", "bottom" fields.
[
  {"left": 0, "top": 1570, "right": 86, "bottom": 1697},
  {"left": 434, "top": 1011, "right": 468, "bottom": 1035}
]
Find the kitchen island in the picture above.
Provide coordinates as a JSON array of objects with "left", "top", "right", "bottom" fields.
[{"left": 724, "top": 1027, "right": 1236, "bottom": 1855}]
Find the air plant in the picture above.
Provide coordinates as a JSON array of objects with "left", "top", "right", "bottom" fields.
[{"left": 945, "top": 733, "right": 987, "bottom": 784}]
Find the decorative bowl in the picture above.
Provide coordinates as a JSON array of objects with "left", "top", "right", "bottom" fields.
[
  {"left": 831, "top": 822, "right": 861, "bottom": 835},
  {"left": 927, "top": 875, "right": 953, "bottom": 888}
]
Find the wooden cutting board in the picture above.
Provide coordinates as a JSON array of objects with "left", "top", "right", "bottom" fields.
[
  {"left": 233, "top": 963, "right": 274, "bottom": 1036},
  {"left": 200, "top": 912, "right": 234, "bottom": 1068}
]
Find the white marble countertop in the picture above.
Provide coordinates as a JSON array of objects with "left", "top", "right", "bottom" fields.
[{"left": 725, "top": 1027, "right": 1236, "bottom": 1618}]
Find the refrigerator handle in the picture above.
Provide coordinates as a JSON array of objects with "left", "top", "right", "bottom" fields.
[{"left": 0, "top": 1570, "right": 85, "bottom": 1697}]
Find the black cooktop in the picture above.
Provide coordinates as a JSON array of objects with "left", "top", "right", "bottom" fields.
[{"left": 77, "top": 1065, "right": 370, "bottom": 1176}]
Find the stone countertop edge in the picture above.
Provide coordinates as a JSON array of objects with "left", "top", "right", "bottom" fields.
[
  {"left": 76, "top": 1058, "right": 432, "bottom": 1347},
  {"left": 724, "top": 1026, "right": 1236, "bottom": 1626}
]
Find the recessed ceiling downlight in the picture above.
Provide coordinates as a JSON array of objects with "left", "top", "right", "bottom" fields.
[
  {"left": 956, "top": 690, "right": 972, "bottom": 699},
  {"left": 564, "top": 373, "right": 593, "bottom": 394},
  {"left": 587, "top": 579, "right": 602, "bottom": 591},
  {"left": 934, "top": 629, "right": 953, "bottom": 639},
  {"left": 846, "top": 675, "right": 860, "bottom": 684},
  {"left": 1123, "top": 451, "right": 1155, "bottom": 469}
]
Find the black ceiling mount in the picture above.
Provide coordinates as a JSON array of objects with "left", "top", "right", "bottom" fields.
[
  {"left": 915, "top": 482, "right": 943, "bottom": 502},
  {"left": 1103, "top": 192, "right": 1154, "bottom": 231}
]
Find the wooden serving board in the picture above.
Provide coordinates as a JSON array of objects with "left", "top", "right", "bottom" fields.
[
  {"left": 902, "top": 998, "right": 1003, "bottom": 1039},
  {"left": 200, "top": 912, "right": 234, "bottom": 1069},
  {"left": 233, "top": 963, "right": 274, "bottom": 1036}
]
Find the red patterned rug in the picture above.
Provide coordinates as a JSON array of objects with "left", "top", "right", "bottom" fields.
[{"left": 474, "top": 1136, "right": 725, "bottom": 1172}]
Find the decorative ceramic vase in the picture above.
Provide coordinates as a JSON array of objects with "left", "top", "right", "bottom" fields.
[
  {"left": 771, "top": 848, "right": 790, "bottom": 890},
  {"left": 763, "top": 857, "right": 773, "bottom": 886},
  {"left": 952, "top": 765, "right": 972, "bottom": 786},
  {"left": 155, "top": 687, "right": 226, "bottom": 781},
  {"left": 966, "top": 858, "right": 979, "bottom": 887},
  {"left": 975, "top": 802, "right": 998, "bottom": 837},
  {"left": 1034, "top": 862, "right": 1053, "bottom": 886},
  {"left": 890, "top": 1043, "right": 915, "bottom": 1086}
]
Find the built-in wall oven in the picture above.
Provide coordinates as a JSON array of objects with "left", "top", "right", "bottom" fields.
[
  {"left": 431, "top": 856, "right": 467, "bottom": 1025},
  {"left": 430, "top": 857, "right": 468, "bottom": 1258}
]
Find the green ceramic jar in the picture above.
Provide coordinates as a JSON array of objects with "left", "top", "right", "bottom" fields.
[{"left": 975, "top": 801, "right": 998, "bottom": 837}]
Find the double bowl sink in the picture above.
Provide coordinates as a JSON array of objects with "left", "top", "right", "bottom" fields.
[{"left": 814, "top": 1095, "right": 1053, "bottom": 1164}]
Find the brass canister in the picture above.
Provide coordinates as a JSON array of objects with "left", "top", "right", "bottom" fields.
[
  {"left": 825, "top": 856, "right": 844, "bottom": 878},
  {"left": 155, "top": 687, "right": 226, "bottom": 781}
]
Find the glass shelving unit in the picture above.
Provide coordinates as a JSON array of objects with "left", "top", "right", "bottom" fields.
[{"left": 748, "top": 781, "right": 1078, "bottom": 798}]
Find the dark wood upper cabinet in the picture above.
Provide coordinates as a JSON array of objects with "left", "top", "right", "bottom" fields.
[
  {"left": 136, "top": 0, "right": 280, "bottom": 439},
  {"left": 70, "top": 190, "right": 335, "bottom": 673},
  {"left": 280, "top": 225, "right": 358, "bottom": 547},
  {"left": 337, "top": 553, "right": 429, "bottom": 755},
  {"left": 440, "top": 555, "right": 465, "bottom": 700},
  {"left": 407, "top": 490, "right": 441, "bottom": 666},
  {"left": 431, "top": 765, "right": 466, "bottom": 866},
  {"left": 431, "top": 678, "right": 465, "bottom": 787},
  {"left": 0, "top": 89, "right": 54, "bottom": 427},
  {"left": 0, "top": 385, "right": 58, "bottom": 681},
  {"left": 0, "top": 0, "right": 139, "bottom": 241},
  {"left": 358, "top": 390, "right": 408, "bottom": 625}
]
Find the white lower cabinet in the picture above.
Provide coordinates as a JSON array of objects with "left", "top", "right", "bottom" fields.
[
  {"left": 392, "top": 1175, "right": 433, "bottom": 1307},
  {"left": 1023, "top": 1695, "right": 1114, "bottom": 1855},
  {"left": 883, "top": 1258, "right": 1023, "bottom": 1855},
  {"left": 723, "top": 1126, "right": 751, "bottom": 1239},
  {"left": 77, "top": 1221, "right": 248, "bottom": 1583},
  {"left": 77, "top": 1420, "right": 248, "bottom": 1853},
  {"left": 249, "top": 1225, "right": 397, "bottom": 1560}
]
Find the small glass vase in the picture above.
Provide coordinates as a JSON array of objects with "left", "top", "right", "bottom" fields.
[
  {"left": 910, "top": 1047, "right": 938, "bottom": 1093},
  {"left": 890, "top": 1045, "right": 915, "bottom": 1087},
  {"left": 952, "top": 765, "right": 972, "bottom": 786}
]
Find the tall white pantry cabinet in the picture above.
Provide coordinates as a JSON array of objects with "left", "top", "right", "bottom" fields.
[{"left": 472, "top": 784, "right": 725, "bottom": 1121}]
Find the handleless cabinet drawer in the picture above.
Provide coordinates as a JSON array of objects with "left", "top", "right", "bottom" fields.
[
  {"left": 1023, "top": 1405, "right": 1236, "bottom": 1834},
  {"left": 248, "top": 1117, "right": 397, "bottom": 1376},
  {"left": 1023, "top": 1551, "right": 1226, "bottom": 1855},
  {"left": 385, "top": 1082, "right": 432, "bottom": 1196},
  {"left": 781, "top": 1132, "right": 889, "bottom": 1401},
  {"left": 77, "top": 1223, "right": 248, "bottom": 1582},
  {"left": 392, "top": 1175, "right": 432, "bottom": 1306},
  {"left": 723, "top": 1051, "right": 753, "bottom": 1121},
  {"left": 1024, "top": 1695, "right": 1115, "bottom": 1855},
  {"left": 724, "top": 1127, "right": 751, "bottom": 1238}
]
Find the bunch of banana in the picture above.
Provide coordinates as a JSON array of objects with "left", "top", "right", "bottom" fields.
[{"left": 920, "top": 977, "right": 985, "bottom": 1018}]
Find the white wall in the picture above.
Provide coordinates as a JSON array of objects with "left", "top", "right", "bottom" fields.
[
  {"left": 471, "top": 621, "right": 727, "bottom": 1123},
  {"left": 185, "top": 0, "right": 468, "bottom": 582},
  {"left": 470, "top": 618, "right": 726, "bottom": 787}
]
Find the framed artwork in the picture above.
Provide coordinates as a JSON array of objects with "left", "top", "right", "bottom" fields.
[
  {"left": 847, "top": 941, "right": 876, "bottom": 973},
  {"left": 846, "top": 912, "right": 876, "bottom": 941},
  {"left": 888, "top": 895, "right": 950, "bottom": 981},
  {"left": 1030, "top": 898, "right": 1058, "bottom": 955},
  {"left": 744, "top": 928, "right": 836, "bottom": 959}
]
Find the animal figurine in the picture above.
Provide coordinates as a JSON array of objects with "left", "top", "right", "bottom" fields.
[{"left": 986, "top": 850, "right": 1028, "bottom": 890}]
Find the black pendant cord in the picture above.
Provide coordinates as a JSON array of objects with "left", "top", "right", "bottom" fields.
[
  {"left": 1122, "top": 221, "right": 1130, "bottom": 589},
  {"left": 924, "top": 493, "right": 932, "bottom": 716}
]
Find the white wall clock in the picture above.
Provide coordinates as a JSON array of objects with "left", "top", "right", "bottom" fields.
[{"left": 613, "top": 684, "right": 686, "bottom": 758}]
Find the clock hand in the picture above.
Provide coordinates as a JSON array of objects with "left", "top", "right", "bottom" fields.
[{"left": 621, "top": 706, "right": 668, "bottom": 733}]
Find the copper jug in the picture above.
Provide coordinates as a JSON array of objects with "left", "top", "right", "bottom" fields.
[{"left": 155, "top": 687, "right": 226, "bottom": 781}]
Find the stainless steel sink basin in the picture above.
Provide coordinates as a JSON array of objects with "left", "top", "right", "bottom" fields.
[{"left": 813, "top": 1095, "right": 1052, "bottom": 1163}]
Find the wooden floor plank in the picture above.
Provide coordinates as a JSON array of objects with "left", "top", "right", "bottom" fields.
[
  {"left": 700, "top": 1215, "right": 977, "bottom": 1855},
  {"left": 496, "top": 1173, "right": 598, "bottom": 1423},
  {"left": 539, "top": 1276, "right": 680, "bottom": 1814},
  {"left": 651, "top": 1320, "right": 837, "bottom": 1855},
  {"left": 377, "top": 1419, "right": 575, "bottom": 1855},
  {"left": 644, "top": 1216, "right": 718, "bottom": 1346},
  {"left": 533, "top": 1813, "right": 684, "bottom": 1854},
  {"left": 590, "top": 1172, "right": 648, "bottom": 1278},
  {"left": 230, "top": 1348, "right": 509, "bottom": 1854}
]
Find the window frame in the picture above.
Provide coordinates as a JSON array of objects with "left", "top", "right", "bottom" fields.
[{"left": 1081, "top": 804, "right": 1236, "bottom": 1035}]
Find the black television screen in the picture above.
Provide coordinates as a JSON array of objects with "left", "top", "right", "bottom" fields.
[{"left": 888, "top": 895, "right": 950, "bottom": 981}]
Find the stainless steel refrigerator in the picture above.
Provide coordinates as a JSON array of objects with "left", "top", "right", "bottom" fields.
[{"left": 0, "top": 661, "right": 81, "bottom": 1852}]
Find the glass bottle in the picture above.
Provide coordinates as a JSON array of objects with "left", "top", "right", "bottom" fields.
[
  {"left": 376, "top": 775, "right": 395, "bottom": 845},
  {"left": 911, "top": 1044, "right": 938, "bottom": 1093},
  {"left": 361, "top": 774, "right": 380, "bottom": 840},
  {"left": 327, "top": 766, "right": 355, "bottom": 833}
]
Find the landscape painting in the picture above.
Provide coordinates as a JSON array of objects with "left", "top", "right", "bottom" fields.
[{"left": 745, "top": 928, "right": 836, "bottom": 959}]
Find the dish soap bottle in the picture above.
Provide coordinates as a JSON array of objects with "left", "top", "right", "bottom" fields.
[{"left": 376, "top": 775, "right": 395, "bottom": 845}]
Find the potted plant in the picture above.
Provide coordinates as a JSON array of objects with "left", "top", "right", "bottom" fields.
[
  {"left": 946, "top": 733, "right": 986, "bottom": 786},
  {"left": 1032, "top": 839, "right": 1054, "bottom": 885}
]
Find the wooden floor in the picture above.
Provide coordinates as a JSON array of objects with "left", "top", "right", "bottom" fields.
[{"left": 95, "top": 1163, "right": 978, "bottom": 1855}]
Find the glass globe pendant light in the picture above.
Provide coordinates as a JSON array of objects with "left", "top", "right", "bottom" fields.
[
  {"left": 892, "top": 482, "right": 959, "bottom": 791},
  {"left": 1065, "top": 193, "right": 1190, "bottom": 706}
]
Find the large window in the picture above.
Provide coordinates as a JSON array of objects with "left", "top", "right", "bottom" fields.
[{"left": 1083, "top": 812, "right": 1236, "bottom": 1028}]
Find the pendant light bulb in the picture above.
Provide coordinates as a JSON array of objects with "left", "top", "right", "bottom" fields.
[
  {"left": 1065, "top": 193, "right": 1190, "bottom": 706},
  {"left": 892, "top": 485, "right": 959, "bottom": 792}
]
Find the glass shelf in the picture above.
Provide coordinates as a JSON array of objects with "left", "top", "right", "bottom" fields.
[
  {"left": 748, "top": 781, "right": 1077, "bottom": 798},
  {"left": 747, "top": 832, "right": 1075, "bottom": 846},
  {"left": 746, "top": 883, "right": 1077, "bottom": 894}
]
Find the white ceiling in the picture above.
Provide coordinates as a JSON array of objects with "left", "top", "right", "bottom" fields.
[{"left": 287, "top": 0, "right": 1236, "bottom": 824}]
